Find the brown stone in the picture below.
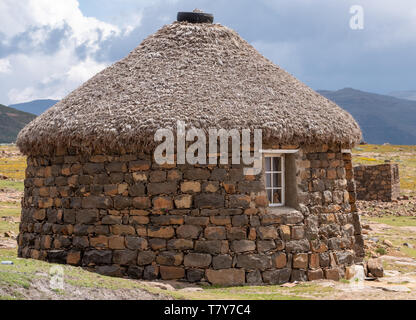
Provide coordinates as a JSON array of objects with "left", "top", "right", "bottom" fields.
[
  {"left": 133, "top": 197, "right": 151, "bottom": 209},
  {"left": 231, "top": 240, "right": 256, "bottom": 253},
  {"left": 153, "top": 197, "right": 173, "bottom": 209},
  {"left": 129, "top": 160, "right": 151, "bottom": 171},
  {"left": 308, "top": 269, "right": 324, "bottom": 281},
  {"left": 111, "top": 225, "right": 136, "bottom": 236},
  {"left": 205, "top": 227, "right": 226, "bottom": 240},
  {"left": 194, "top": 193, "right": 225, "bottom": 209},
  {"left": 229, "top": 194, "right": 251, "bottom": 208},
  {"left": 33, "top": 209, "right": 46, "bottom": 221},
  {"left": 227, "top": 227, "right": 247, "bottom": 240},
  {"left": 223, "top": 183, "right": 236, "bottom": 194},
  {"left": 291, "top": 226, "right": 305, "bottom": 240},
  {"left": 293, "top": 253, "right": 308, "bottom": 269},
  {"left": 261, "top": 213, "right": 284, "bottom": 225},
  {"left": 367, "top": 258, "right": 384, "bottom": 278},
  {"left": 147, "top": 182, "right": 177, "bottom": 195},
  {"left": 255, "top": 196, "right": 269, "bottom": 207},
  {"left": 132, "top": 172, "right": 147, "bottom": 182},
  {"left": 181, "top": 181, "right": 201, "bottom": 193},
  {"left": 174, "top": 195, "right": 193, "bottom": 209},
  {"left": 176, "top": 225, "right": 201, "bottom": 239},
  {"left": 136, "top": 225, "right": 148, "bottom": 237},
  {"left": 258, "top": 226, "right": 278, "bottom": 240},
  {"left": 130, "top": 209, "right": 149, "bottom": 216},
  {"left": 203, "top": 182, "right": 219, "bottom": 193},
  {"left": 143, "top": 265, "right": 159, "bottom": 280},
  {"left": 88, "top": 236, "right": 107, "bottom": 249},
  {"left": 324, "top": 268, "right": 340, "bottom": 281},
  {"left": 129, "top": 216, "right": 150, "bottom": 225},
  {"left": 206, "top": 269, "right": 245, "bottom": 286},
  {"left": 309, "top": 253, "right": 320, "bottom": 269},
  {"left": 160, "top": 266, "right": 185, "bottom": 280},
  {"left": 101, "top": 215, "right": 122, "bottom": 225},
  {"left": 147, "top": 226, "right": 175, "bottom": 239},
  {"left": 168, "top": 239, "right": 194, "bottom": 250},
  {"left": 156, "top": 251, "right": 183, "bottom": 266},
  {"left": 137, "top": 251, "right": 156, "bottom": 265},
  {"left": 210, "top": 216, "right": 231, "bottom": 226},
  {"left": 184, "top": 253, "right": 212, "bottom": 267},
  {"left": 272, "top": 252, "right": 287, "bottom": 268},
  {"left": 149, "top": 171, "right": 167, "bottom": 182},
  {"left": 38, "top": 198, "right": 54, "bottom": 209},
  {"left": 90, "top": 155, "right": 107, "bottom": 163},
  {"left": 149, "top": 238, "right": 167, "bottom": 250},
  {"left": 167, "top": 170, "right": 182, "bottom": 181},
  {"left": 109, "top": 236, "right": 126, "bottom": 249},
  {"left": 279, "top": 225, "right": 291, "bottom": 241},
  {"left": 248, "top": 228, "right": 257, "bottom": 240},
  {"left": 67, "top": 251, "right": 81, "bottom": 265}
]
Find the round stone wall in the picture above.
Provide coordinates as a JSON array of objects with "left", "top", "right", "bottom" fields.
[{"left": 17, "top": 144, "right": 364, "bottom": 285}]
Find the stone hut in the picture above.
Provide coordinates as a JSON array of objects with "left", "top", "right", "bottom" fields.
[{"left": 16, "top": 12, "right": 364, "bottom": 285}]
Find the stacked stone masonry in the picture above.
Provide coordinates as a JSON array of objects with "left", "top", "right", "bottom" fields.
[
  {"left": 354, "top": 163, "right": 400, "bottom": 202},
  {"left": 18, "top": 144, "right": 364, "bottom": 285}
]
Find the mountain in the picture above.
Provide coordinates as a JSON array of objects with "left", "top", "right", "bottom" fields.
[
  {"left": 317, "top": 88, "right": 416, "bottom": 145},
  {"left": 9, "top": 99, "right": 59, "bottom": 116},
  {"left": 388, "top": 90, "right": 416, "bottom": 101},
  {"left": 0, "top": 104, "right": 36, "bottom": 143}
]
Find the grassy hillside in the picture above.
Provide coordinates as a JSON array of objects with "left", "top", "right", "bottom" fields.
[
  {"left": 9, "top": 99, "right": 58, "bottom": 116},
  {"left": 318, "top": 88, "right": 416, "bottom": 145},
  {"left": 0, "top": 105, "right": 36, "bottom": 144}
]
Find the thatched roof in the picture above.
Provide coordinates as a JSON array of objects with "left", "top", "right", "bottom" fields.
[{"left": 17, "top": 21, "right": 362, "bottom": 156}]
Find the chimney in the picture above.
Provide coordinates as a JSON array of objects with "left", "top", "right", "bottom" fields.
[{"left": 177, "top": 9, "right": 214, "bottom": 24}]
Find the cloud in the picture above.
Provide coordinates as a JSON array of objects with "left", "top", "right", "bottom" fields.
[
  {"left": 0, "top": 0, "right": 415, "bottom": 105},
  {"left": 0, "top": 58, "right": 11, "bottom": 73},
  {"left": 0, "top": 0, "right": 124, "bottom": 104}
]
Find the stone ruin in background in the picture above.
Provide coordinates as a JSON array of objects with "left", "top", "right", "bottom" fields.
[{"left": 354, "top": 163, "right": 400, "bottom": 202}]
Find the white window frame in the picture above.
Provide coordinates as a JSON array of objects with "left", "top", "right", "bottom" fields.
[{"left": 264, "top": 154, "right": 285, "bottom": 207}]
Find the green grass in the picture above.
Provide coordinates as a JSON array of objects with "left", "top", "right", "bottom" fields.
[
  {"left": 181, "top": 283, "right": 327, "bottom": 300},
  {"left": 0, "top": 202, "right": 20, "bottom": 235},
  {"left": 401, "top": 247, "right": 416, "bottom": 259},
  {"left": 0, "top": 270, "right": 32, "bottom": 289},
  {"left": 0, "top": 180, "right": 24, "bottom": 192},
  {"left": 375, "top": 247, "right": 387, "bottom": 255},
  {"left": 365, "top": 216, "right": 416, "bottom": 227},
  {"left": 0, "top": 145, "right": 26, "bottom": 181}
]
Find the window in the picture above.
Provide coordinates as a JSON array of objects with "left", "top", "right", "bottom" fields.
[{"left": 265, "top": 155, "right": 285, "bottom": 206}]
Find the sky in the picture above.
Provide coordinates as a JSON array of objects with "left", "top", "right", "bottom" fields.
[{"left": 0, "top": 0, "right": 415, "bottom": 105}]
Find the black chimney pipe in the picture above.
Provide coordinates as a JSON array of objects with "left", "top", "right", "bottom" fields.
[{"left": 177, "top": 11, "right": 214, "bottom": 24}]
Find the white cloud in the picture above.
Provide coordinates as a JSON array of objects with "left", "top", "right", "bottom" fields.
[
  {"left": 0, "top": 59, "right": 11, "bottom": 73},
  {"left": 0, "top": 0, "right": 120, "bottom": 42},
  {"left": 0, "top": 0, "right": 129, "bottom": 104}
]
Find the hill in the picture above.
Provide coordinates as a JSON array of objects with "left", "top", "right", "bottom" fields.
[
  {"left": 388, "top": 90, "right": 416, "bottom": 101},
  {"left": 0, "top": 104, "right": 36, "bottom": 143},
  {"left": 9, "top": 99, "right": 59, "bottom": 116},
  {"left": 318, "top": 88, "right": 416, "bottom": 145}
]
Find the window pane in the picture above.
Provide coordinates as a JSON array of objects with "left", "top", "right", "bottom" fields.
[
  {"left": 267, "top": 189, "right": 272, "bottom": 202},
  {"left": 266, "top": 173, "right": 271, "bottom": 188},
  {"left": 273, "top": 173, "right": 282, "bottom": 187},
  {"left": 273, "top": 157, "right": 281, "bottom": 171},
  {"left": 265, "top": 157, "right": 271, "bottom": 171},
  {"left": 273, "top": 189, "right": 282, "bottom": 204}
]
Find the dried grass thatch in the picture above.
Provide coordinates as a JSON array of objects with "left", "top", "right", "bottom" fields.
[{"left": 17, "top": 21, "right": 362, "bottom": 156}]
